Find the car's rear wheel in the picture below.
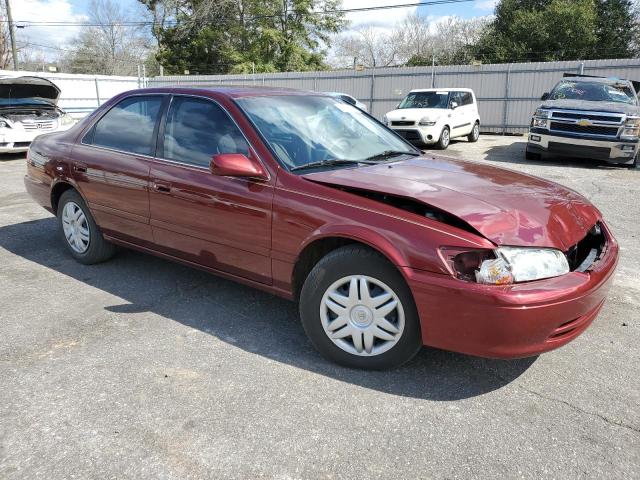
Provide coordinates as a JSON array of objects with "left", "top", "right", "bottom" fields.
[
  {"left": 58, "top": 189, "right": 116, "bottom": 264},
  {"left": 299, "top": 245, "right": 422, "bottom": 369},
  {"left": 467, "top": 122, "right": 480, "bottom": 142},
  {"left": 436, "top": 126, "right": 450, "bottom": 150}
]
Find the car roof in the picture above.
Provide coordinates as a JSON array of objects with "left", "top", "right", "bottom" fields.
[
  {"left": 408, "top": 88, "right": 474, "bottom": 93},
  {"left": 129, "top": 85, "right": 321, "bottom": 99}
]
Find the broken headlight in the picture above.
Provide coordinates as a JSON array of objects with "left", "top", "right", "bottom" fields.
[{"left": 442, "top": 246, "right": 569, "bottom": 285}]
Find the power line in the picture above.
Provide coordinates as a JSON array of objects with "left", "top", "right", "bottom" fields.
[{"left": 8, "top": 0, "right": 475, "bottom": 27}]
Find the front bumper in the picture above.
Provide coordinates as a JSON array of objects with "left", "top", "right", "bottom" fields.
[
  {"left": 403, "top": 223, "right": 619, "bottom": 359},
  {"left": 527, "top": 129, "right": 639, "bottom": 163},
  {"left": 0, "top": 124, "right": 73, "bottom": 153},
  {"left": 390, "top": 125, "right": 441, "bottom": 144}
]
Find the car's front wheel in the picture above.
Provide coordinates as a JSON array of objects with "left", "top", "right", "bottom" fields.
[
  {"left": 436, "top": 126, "right": 450, "bottom": 150},
  {"left": 57, "top": 189, "right": 116, "bottom": 264},
  {"left": 299, "top": 245, "right": 422, "bottom": 369}
]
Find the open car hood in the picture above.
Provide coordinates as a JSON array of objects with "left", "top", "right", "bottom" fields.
[
  {"left": 0, "top": 76, "right": 60, "bottom": 106},
  {"left": 301, "top": 156, "right": 601, "bottom": 250}
]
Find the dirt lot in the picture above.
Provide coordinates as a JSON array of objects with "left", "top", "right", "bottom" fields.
[{"left": 1, "top": 136, "right": 639, "bottom": 479}]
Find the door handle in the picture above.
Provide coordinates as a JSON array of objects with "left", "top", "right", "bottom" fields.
[
  {"left": 153, "top": 182, "right": 171, "bottom": 193},
  {"left": 73, "top": 163, "right": 87, "bottom": 173}
]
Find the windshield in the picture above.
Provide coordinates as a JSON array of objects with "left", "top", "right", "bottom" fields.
[
  {"left": 549, "top": 80, "right": 637, "bottom": 104},
  {"left": 236, "top": 95, "right": 416, "bottom": 170},
  {"left": 398, "top": 91, "right": 450, "bottom": 109}
]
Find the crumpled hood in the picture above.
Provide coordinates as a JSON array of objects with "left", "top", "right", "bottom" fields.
[
  {"left": 302, "top": 156, "right": 601, "bottom": 250},
  {"left": 540, "top": 98, "right": 640, "bottom": 116},
  {"left": 386, "top": 108, "right": 446, "bottom": 122},
  {"left": 0, "top": 76, "right": 60, "bottom": 105}
]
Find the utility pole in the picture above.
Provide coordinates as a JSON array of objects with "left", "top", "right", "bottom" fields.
[{"left": 4, "top": 0, "right": 18, "bottom": 70}]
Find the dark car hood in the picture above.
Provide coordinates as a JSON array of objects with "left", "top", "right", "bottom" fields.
[
  {"left": 540, "top": 98, "right": 640, "bottom": 115},
  {"left": 302, "top": 156, "right": 601, "bottom": 250},
  {"left": 0, "top": 76, "right": 60, "bottom": 106}
]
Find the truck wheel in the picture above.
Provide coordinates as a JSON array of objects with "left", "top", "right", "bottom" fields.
[
  {"left": 525, "top": 147, "right": 542, "bottom": 161},
  {"left": 299, "top": 245, "right": 422, "bottom": 370}
]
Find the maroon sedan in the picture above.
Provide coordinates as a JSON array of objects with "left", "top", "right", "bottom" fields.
[{"left": 24, "top": 87, "right": 618, "bottom": 369}]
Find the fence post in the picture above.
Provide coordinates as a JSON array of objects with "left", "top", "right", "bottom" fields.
[
  {"left": 579, "top": 61, "right": 584, "bottom": 74},
  {"left": 502, "top": 64, "right": 511, "bottom": 134},
  {"left": 94, "top": 78, "right": 101, "bottom": 107},
  {"left": 369, "top": 68, "right": 375, "bottom": 114}
]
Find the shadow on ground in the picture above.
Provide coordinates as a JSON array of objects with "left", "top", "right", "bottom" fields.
[{"left": 1, "top": 217, "right": 537, "bottom": 401}]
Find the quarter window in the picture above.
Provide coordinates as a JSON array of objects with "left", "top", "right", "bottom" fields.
[
  {"left": 89, "top": 96, "right": 163, "bottom": 156},
  {"left": 162, "top": 97, "right": 249, "bottom": 168},
  {"left": 462, "top": 92, "right": 474, "bottom": 105}
]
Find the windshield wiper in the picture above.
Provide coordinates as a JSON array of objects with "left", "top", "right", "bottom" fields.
[
  {"left": 365, "top": 150, "right": 420, "bottom": 161},
  {"left": 290, "top": 159, "right": 377, "bottom": 172}
]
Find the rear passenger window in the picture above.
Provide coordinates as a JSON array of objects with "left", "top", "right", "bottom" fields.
[
  {"left": 89, "top": 96, "right": 162, "bottom": 156},
  {"left": 162, "top": 97, "right": 249, "bottom": 168}
]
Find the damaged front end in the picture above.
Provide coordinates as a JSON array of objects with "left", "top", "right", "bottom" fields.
[{"left": 0, "top": 76, "right": 75, "bottom": 152}]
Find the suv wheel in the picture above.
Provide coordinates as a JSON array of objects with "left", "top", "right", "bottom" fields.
[
  {"left": 436, "top": 126, "right": 450, "bottom": 150},
  {"left": 467, "top": 122, "right": 480, "bottom": 142},
  {"left": 58, "top": 189, "right": 116, "bottom": 264},
  {"left": 299, "top": 245, "right": 422, "bottom": 369}
]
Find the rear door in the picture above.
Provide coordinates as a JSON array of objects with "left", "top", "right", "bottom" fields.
[
  {"left": 149, "top": 95, "right": 273, "bottom": 284},
  {"left": 72, "top": 95, "right": 165, "bottom": 245}
]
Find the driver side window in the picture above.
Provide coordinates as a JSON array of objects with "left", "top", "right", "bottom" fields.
[{"left": 162, "top": 97, "right": 249, "bottom": 168}]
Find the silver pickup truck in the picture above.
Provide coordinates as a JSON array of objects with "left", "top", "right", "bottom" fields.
[{"left": 526, "top": 75, "right": 640, "bottom": 168}]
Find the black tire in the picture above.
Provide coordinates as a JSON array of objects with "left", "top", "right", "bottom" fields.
[
  {"left": 299, "top": 245, "right": 422, "bottom": 370},
  {"left": 525, "top": 148, "right": 542, "bottom": 161},
  {"left": 436, "top": 126, "right": 450, "bottom": 150},
  {"left": 57, "top": 189, "right": 116, "bottom": 264},
  {"left": 467, "top": 122, "right": 480, "bottom": 142}
]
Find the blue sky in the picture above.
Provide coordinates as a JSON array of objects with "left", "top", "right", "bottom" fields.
[{"left": 13, "top": 0, "right": 497, "bottom": 58}]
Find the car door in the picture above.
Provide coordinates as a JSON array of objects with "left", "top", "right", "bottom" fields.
[
  {"left": 149, "top": 95, "right": 274, "bottom": 284},
  {"left": 449, "top": 92, "right": 468, "bottom": 138},
  {"left": 72, "top": 95, "right": 165, "bottom": 245}
]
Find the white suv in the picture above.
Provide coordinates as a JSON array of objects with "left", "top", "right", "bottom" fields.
[{"left": 383, "top": 88, "right": 480, "bottom": 149}]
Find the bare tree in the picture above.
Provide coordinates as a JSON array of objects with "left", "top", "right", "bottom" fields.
[
  {"left": 62, "top": 0, "right": 154, "bottom": 75},
  {"left": 331, "top": 14, "right": 491, "bottom": 69},
  {"left": 333, "top": 26, "right": 402, "bottom": 68},
  {"left": 0, "top": 3, "right": 15, "bottom": 69}
]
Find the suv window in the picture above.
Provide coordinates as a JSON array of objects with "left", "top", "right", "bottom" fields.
[
  {"left": 450, "top": 92, "right": 464, "bottom": 107},
  {"left": 461, "top": 92, "right": 474, "bottom": 106},
  {"left": 89, "top": 96, "right": 163, "bottom": 156},
  {"left": 162, "top": 97, "right": 249, "bottom": 168}
]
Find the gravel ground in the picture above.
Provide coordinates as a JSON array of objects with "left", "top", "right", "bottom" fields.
[{"left": 0, "top": 136, "right": 638, "bottom": 479}]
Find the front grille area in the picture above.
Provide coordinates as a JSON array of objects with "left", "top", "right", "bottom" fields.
[
  {"left": 391, "top": 120, "right": 415, "bottom": 126},
  {"left": 566, "top": 223, "right": 606, "bottom": 272},
  {"left": 394, "top": 129, "right": 421, "bottom": 141},
  {"left": 551, "top": 111, "right": 623, "bottom": 123},
  {"left": 22, "top": 120, "right": 56, "bottom": 131},
  {"left": 549, "top": 122, "right": 619, "bottom": 136},
  {"left": 548, "top": 142, "right": 611, "bottom": 160}
]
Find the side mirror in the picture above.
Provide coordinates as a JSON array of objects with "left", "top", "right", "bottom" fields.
[
  {"left": 210, "top": 153, "right": 268, "bottom": 179},
  {"left": 541, "top": 92, "right": 549, "bottom": 101},
  {"left": 450, "top": 101, "right": 458, "bottom": 110}
]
